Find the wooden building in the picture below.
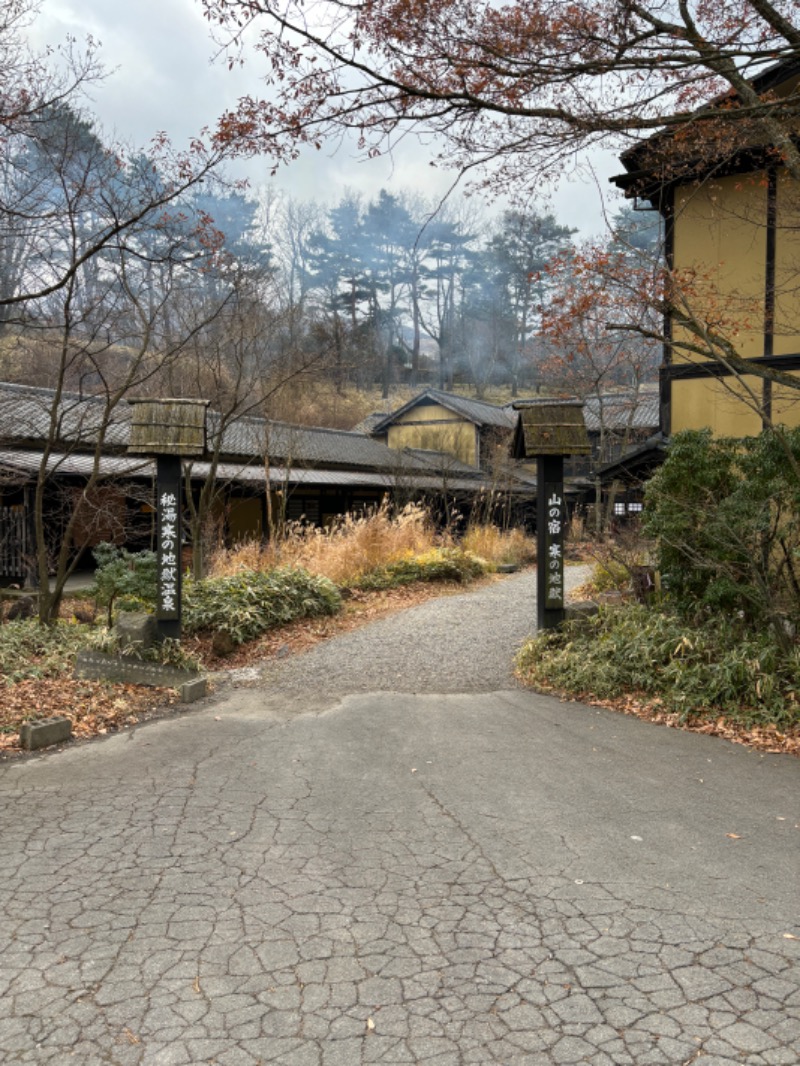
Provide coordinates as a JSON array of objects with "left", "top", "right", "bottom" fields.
[
  {"left": 368, "top": 389, "right": 517, "bottom": 470},
  {"left": 0, "top": 382, "right": 536, "bottom": 583},
  {"left": 612, "top": 59, "right": 800, "bottom": 438},
  {"left": 366, "top": 386, "right": 662, "bottom": 524}
]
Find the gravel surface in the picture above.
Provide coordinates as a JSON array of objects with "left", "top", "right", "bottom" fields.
[{"left": 254, "top": 565, "right": 591, "bottom": 700}]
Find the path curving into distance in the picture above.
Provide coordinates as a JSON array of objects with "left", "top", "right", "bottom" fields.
[{"left": 1, "top": 566, "right": 798, "bottom": 1065}]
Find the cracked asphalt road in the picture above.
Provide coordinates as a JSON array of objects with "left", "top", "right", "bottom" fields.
[{"left": 1, "top": 569, "right": 799, "bottom": 1065}]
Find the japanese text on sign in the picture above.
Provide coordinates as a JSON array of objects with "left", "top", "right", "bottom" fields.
[
  {"left": 544, "top": 487, "right": 565, "bottom": 609},
  {"left": 158, "top": 490, "right": 180, "bottom": 617}
]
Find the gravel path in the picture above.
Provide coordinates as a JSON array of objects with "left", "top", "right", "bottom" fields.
[{"left": 254, "top": 564, "right": 591, "bottom": 700}]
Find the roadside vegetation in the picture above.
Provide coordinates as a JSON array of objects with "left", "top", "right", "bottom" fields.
[
  {"left": 1, "top": 506, "right": 535, "bottom": 753},
  {"left": 517, "top": 429, "right": 800, "bottom": 754}
]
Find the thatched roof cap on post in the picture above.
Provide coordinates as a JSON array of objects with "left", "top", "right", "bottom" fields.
[
  {"left": 127, "top": 398, "right": 209, "bottom": 457},
  {"left": 512, "top": 399, "right": 590, "bottom": 458}
]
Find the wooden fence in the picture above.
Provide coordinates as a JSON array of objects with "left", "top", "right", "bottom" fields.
[{"left": 0, "top": 507, "right": 27, "bottom": 577}]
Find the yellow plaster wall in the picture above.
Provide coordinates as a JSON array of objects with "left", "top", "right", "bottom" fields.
[
  {"left": 394, "top": 404, "right": 453, "bottom": 425},
  {"left": 769, "top": 376, "right": 800, "bottom": 427},
  {"left": 672, "top": 175, "right": 767, "bottom": 361},
  {"left": 671, "top": 377, "right": 764, "bottom": 436},
  {"left": 773, "top": 170, "right": 800, "bottom": 355},
  {"left": 387, "top": 419, "right": 478, "bottom": 466}
]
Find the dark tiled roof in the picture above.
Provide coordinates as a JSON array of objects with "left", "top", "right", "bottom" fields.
[
  {"left": 372, "top": 389, "right": 517, "bottom": 433},
  {"left": 401, "top": 448, "right": 484, "bottom": 478},
  {"left": 582, "top": 393, "right": 660, "bottom": 433},
  {"left": 0, "top": 382, "right": 131, "bottom": 449},
  {"left": 352, "top": 411, "right": 392, "bottom": 435},
  {"left": 593, "top": 433, "right": 670, "bottom": 483},
  {"left": 0, "top": 382, "right": 493, "bottom": 481},
  {"left": 0, "top": 448, "right": 497, "bottom": 494},
  {"left": 213, "top": 413, "right": 447, "bottom": 473},
  {"left": 0, "top": 448, "right": 149, "bottom": 480},
  {"left": 613, "top": 57, "right": 800, "bottom": 194}
]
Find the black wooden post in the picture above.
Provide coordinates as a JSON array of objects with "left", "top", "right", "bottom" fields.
[
  {"left": 156, "top": 454, "right": 182, "bottom": 641},
  {"left": 128, "top": 398, "right": 209, "bottom": 644},
  {"left": 536, "top": 454, "right": 566, "bottom": 630},
  {"left": 512, "top": 399, "right": 590, "bottom": 634}
]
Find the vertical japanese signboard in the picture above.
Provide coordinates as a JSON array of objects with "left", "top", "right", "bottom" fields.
[
  {"left": 156, "top": 455, "right": 182, "bottom": 637},
  {"left": 536, "top": 453, "right": 566, "bottom": 630},
  {"left": 128, "top": 398, "right": 209, "bottom": 643},
  {"left": 544, "top": 485, "right": 565, "bottom": 609},
  {"left": 518, "top": 401, "right": 587, "bottom": 631}
]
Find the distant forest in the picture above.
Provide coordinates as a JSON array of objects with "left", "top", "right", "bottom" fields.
[{"left": 0, "top": 104, "right": 661, "bottom": 430}]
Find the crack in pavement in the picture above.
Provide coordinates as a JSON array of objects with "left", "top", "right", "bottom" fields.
[{"left": 1, "top": 572, "right": 798, "bottom": 1064}]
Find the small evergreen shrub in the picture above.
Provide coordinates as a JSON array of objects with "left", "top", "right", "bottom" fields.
[
  {"left": 644, "top": 428, "right": 800, "bottom": 641},
  {"left": 591, "top": 559, "right": 633, "bottom": 593},
  {"left": 182, "top": 567, "right": 341, "bottom": 646},
  {"left": 89, "top": 543, "right": 158, "bottom": 625}
]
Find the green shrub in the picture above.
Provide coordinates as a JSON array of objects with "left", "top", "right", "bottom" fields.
[
  {"left": 0, "top": 620, "right": 100, "bottom": 683},
  {"left": 591, "top": 559, "right": 632, "bottom": 593},
  {"left": 89, "top": 627, "right": 201, "bottom": 672},
  {"left": 355, "top": 547, "right": 486, "bottom": 590},
  {"left": 644, "top": 428, "right": 800, "bottom": 642},
  {"left": 182, "top": 567, "right": 341, "bottom": 646},
  {"left": 515, "top": 604, "right": 800, "bottom": 728},
  {"left": 89, "top": 543, "right": 158, "bottom": 626}
]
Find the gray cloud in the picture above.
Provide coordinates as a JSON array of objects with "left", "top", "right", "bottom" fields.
[{"left": 28, "top": 0, "right": 621, "bottom": 232}]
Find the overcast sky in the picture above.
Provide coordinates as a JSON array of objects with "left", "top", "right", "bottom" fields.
[{"left": 29, "top": 0, "right": 623, "bottom": 234}]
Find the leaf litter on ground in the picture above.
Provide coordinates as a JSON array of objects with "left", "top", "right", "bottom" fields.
[
  {"left": 4, "top": 574, "right": 799, "bottom": 758},
  {"left": 0, "top": 578, "right": 491, "bottom": 756}
]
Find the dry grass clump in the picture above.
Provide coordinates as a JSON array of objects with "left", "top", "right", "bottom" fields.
[
  {"left": 208, "top": 539, "right": 270, "bottom": 577},
  {"left": 211, "top": 508, "right": 537, "bottom": 587},
  {"left": 461, "top": 524, "right": 536, "bottom": 567},
  {"left": 266, "top": 381, "right": 418, "bottom": 430},
  {"left": 210, "top": 502, "right": 440, "bottom": 587}
]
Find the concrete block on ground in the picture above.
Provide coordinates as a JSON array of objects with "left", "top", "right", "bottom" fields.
[
  {"left": 19, "top": 716, "right": 72, "bottom": 751},
  {"left": 180, "top": 677, "right": 207, "bottom": 703},
  {"left": 75, "top": 649, "right": 199, "bottom": 689}
]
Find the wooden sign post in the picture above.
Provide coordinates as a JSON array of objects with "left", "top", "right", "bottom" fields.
[
  {"left": 128, "top": 399, "right": 209, "bottom": 641},
  {"left": 155, "top": 456, "right": 182, "bottom": 640},
  {"left": 512, "top": 400, "right": 590, "bottom": 631}
]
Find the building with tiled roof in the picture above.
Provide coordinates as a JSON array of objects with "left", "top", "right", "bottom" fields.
[
  {"left": 0, "top": 382, "right": 536, "bottom": 581},
  {"left": 367, "top": 388, "right": 517, "bottom": 470}
]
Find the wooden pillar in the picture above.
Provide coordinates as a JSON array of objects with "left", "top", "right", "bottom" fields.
[
  {"left": 513, "top": 399, "right": 588, "bottom": 632},
  {"left": 129, "top": 398, "right": 209, "bottom": 643}
]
